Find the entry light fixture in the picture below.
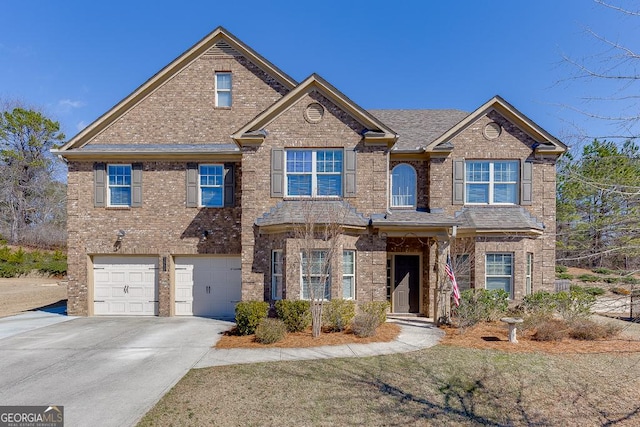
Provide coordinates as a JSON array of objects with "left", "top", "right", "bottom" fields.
[
  {"left": 201, "top": 230, "right": 209, "bottom": 241},
  {"left": 116, "top": 230, "right": 126, "bottom": 242}
]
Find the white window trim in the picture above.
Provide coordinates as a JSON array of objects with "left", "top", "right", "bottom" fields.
[
  {"left": 525, "top": 252, "right": 533, "bottom": 295},
  {"left": 300, "top": 250, "right": 331, "bottom": 301},
  {"left": 285, "top": 149, "right": 343, "bottom": 198},
  {"left": 198, "top": 164, "right": 224, "bottom": 208},
  {"left": 215, "top": 72, "right": 232, "bottom": 107},
  {"left": 342, "top": 250, "right": 356, "bottom": 300},
  {"left": 107, "top": 164, "right": 132, "bottom": 207},
  {"left": 485, "top": 253, "right": 514, "bottom": 298},
  {"left": 390, "top": 164, "right": 417, "bottom": 208},
  {"left": 272, "top": 250, "right": 283, "bottom": 300},
  {"left": 465, "top": 160, "right": 519, "bottom": 205}
]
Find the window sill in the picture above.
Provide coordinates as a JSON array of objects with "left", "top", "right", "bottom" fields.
[
  {"left": 105, "top": 206, "right": 131, "bottom": 210},
  {"left": 214, "top": 106, "right": 232, "bottom": 110}
]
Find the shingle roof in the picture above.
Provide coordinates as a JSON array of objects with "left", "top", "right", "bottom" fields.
[
  {"left": 255, "top": 200, "right": 369, "bottom": 228},
  {"left": 455, "top": 207, "right": 544, "bottom": 231},
  {"left": 371, "top": 210, "right": 460, "bottom": 227},
  {"left": 368, "top": 109, "right": 469, "bottom": 152}
]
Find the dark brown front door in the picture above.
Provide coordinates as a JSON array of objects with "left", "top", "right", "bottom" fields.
[{"left": 393, "top": 255, "right": 420, "bottom": 313}]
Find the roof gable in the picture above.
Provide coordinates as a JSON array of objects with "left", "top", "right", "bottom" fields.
[
  {"left": 426, "top": 95, "right": 567, "bottom": 154},
  {"left": 58, "top": 26, "right": 297, "bottom": 152},
  {"left": 232, "top": 74, "right": 397, "bottom": 145}
]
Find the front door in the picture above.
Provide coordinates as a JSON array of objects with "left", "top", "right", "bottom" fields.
[{"left": 393, "top": 255, "right": 420, "bottom": 313}]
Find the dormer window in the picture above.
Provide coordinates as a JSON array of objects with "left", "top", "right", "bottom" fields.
[
  {"left": 215, "top": 72, "right": 232, "bottom": 107},
  {"left": 390, "top": 164, "right": 416, "bottom": 207}
]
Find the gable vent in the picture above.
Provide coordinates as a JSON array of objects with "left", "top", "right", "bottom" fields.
[
  {"left": 204, "top": 40, "right": 242, "bottom": 58},
  {"left": 304, "top": 103, "right": 324, "bottom": 123},
  {"left": 483, "top": 122, "right": 502, "bottom": 140}
]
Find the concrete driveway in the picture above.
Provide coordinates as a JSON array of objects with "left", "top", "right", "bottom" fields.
[{"left": 0, "top": 314, "right": 231, "bottom": 427}]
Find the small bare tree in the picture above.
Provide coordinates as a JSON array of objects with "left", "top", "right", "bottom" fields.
[{"left": 293, "top": 201, "right": 347, "bottom": 337}]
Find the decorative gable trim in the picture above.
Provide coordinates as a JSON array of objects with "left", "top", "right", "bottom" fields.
[
  {"left": 426, "top": 95, "right": 567, "bottom": 154},
  {"left": 232, "top": 73, "right": 398, "bottom": 145},
  {"left": 57, "top": 26, "right": 297, "bottom": 153}
]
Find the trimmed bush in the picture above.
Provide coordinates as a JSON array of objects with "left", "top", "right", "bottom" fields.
[
  {"left": 555, "top": 265, "right": 568, "bottom": 274},
  {"left": 255, "top": 318, "right": 287, "bottom": 344},
  {"left": 452, "top": 289, "right": 509, "bottom": 327},
  {"left": 323, "top": 299, "right": 356, "bottom": 332},
  {"left": 555, "top": 288, "right": 596, "bottom": 321},
  {"left": 274, "top": 300, "right": 311, "bottom": 332},
  {"left": 359, "top": 301, "right": 389, "bottom": 326},
  {"left": 235, "top": 301, "right": 269, "bottom": 335},
  {"left": 351, "top": 313, "right": 379, "bottom": 337},
  {"left": 556, "top": 273, "right": 573, "bottom": 280},
  {"left": 522, "top": 291, "right": 557, "bottom": 317}
]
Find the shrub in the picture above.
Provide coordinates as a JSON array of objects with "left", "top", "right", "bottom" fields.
[
  {"left": 592, "top": 267, "right": 613, "bottom": 275},
  {"left": 452, "top": 289, "right": 509, "bottom": 327},
  {"left": 351, "top": 313, "right": 379, "bottom": 337},
  {"left": 611, "top": 286, "right": 631, "bottom": 296},
  {"left": 37, "top": 259, "right": 67, "bottom": 277},
  {"left": 235, "top": 301, "right": 269, "bottom": 335},
  {"left": 604, "top": 277, "right": 619, "bottom": 284},
  {"left": 556, "top": 273, "right": 573, "bottom": 280},
  {"left": 532, "top": 318, "right": 568, "bottom": 341},
  {"left": 255, "top": 318, "right": 287, "bottom": 344},
  {"left": 571, "top": 284, "right": 605, "bottom": 296},
  {"left": 359, "top": 301, "right": 389, "bottom": 326},
  {"left": 568, "top": 319, "right": 620, "bottom": 340},
  {"left": 274, "top": 300, "right": 311, "bottom": 332},
  {"left": 555, "top": 288, "right": 596, "bottom": 321},
  {"left": 555, "top": 265, "right": 568, "bottom": 274},
  {"left": 621, "top": 276, "right": 639, "bottom": 285},
  {"left": 323, "top": 299, "right": 356, "bottom": 332},
  {"left": 577, "top": 274, "right": 600, "bottom": 283},
  {"left": 522, "top": 291, "right": 557, "bottom": 317}
]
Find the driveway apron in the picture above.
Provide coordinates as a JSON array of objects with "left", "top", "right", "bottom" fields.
[{"left": 0, "top": 315, "right": 230, "bottom": 427}]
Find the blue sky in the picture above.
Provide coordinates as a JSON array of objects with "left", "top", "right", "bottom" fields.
[{"left": 1, "top": 0, "right": 637, "bottom": 149}]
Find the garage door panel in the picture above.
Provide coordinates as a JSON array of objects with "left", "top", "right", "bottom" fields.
[{"left": 93, "top": 256, "right": 158, "bottom": 316}]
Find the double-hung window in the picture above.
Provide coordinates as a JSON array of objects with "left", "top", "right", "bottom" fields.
[
  {"left": 108, "top": 164, "right": 131, "bottom": 206},
  {"left": 342, "top": 250, "right": 355, "bottom": 299},
  {"left": 272, "top": 250, "right": 283, "bottom": 300},
  {"left": 391, "top": 164, "right": 416, "bottom": 207},
  {"left": 301, "top": 250, "right": 331, "bottom": 300},
  {"left": 485, "top": 253, "right": 513, "bottom": 296},
  {"left": 215, "top": 72, "right": 232, "bottom": 107},
  {"left": 526, "top": 253, "right": 533, "bottom": 295},
  {"left": 199, "top": 165, "right": 224, "bottom": 207},
  {"left": 286, "top": 149, "right": 342, "bottom": 197},
  {"left": 465, "top": 161, "right": 518, "bottom": 204}
]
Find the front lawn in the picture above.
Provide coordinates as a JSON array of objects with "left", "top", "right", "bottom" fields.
[{"left": 138, "top": 344, "right": 640, "bottom": 426}]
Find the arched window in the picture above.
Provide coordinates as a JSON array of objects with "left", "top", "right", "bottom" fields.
[{"left": 391, "top": 164, "right": 416, "bottom": 207}]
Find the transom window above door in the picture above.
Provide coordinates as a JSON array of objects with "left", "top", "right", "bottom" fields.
[
  {"left": 465, "top": 160, "right": 518, "bottom": 204},
  {"left": 285, "top": 149, "right": 343, "bottom": 197}
]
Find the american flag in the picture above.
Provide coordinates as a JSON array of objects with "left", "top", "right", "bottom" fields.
[{"left": 446, "top": 255, "right": 461, "bottom": 307}]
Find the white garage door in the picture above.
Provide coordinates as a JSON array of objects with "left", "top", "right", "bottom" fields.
[
  {"left": 174, "top": 256, "right": 241, "bottom": 319},
  {"left": 93, "top": 256, "right": 158, "bottom": 316}
]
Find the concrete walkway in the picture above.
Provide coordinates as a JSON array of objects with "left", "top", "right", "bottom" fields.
[{"left": 196, "top": 317, "right": 444, "bottom": 368}]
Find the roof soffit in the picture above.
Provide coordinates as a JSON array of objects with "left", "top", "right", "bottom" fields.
[
  {"left": 58, "top": 26, "right": 298, "bottom": 153},
  {"left": 425, "top": 95, "right": 567, "bottom": 154},
  {"left": 232, "top": 74, "right": 398, "bottom": 143}
]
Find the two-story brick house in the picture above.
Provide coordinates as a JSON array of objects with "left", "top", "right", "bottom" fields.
[{"left": 53, "top": 27, "right": 565, "bottom": 319}]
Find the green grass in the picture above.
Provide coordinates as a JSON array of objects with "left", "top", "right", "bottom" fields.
[{"left": 138, "top": 346, "right": 640, "bottom": 426}]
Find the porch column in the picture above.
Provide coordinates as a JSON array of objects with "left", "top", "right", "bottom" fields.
[{"left": 434, "top": 238, "right": 451, "bottom": 325}]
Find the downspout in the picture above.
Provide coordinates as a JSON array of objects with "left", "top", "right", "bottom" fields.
[{"left": 386, "top": 147, "right": 391, "bottom": 215}]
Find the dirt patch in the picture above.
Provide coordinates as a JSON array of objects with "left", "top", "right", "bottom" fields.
[
  {"left": 0, "top": 277, "right": 67, "bottom": 318},
  {"left": 216, "top": 322, "right": 400, "bottom": 348},
  {"left": 440, "top": 320, "right": 640, "bottom": 354}
]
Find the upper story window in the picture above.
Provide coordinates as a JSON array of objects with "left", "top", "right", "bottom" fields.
[
  {"left": 199, "top": 164, "right": 224, "bottom": 207},
  {"left": 391, "top": 164, "right": 416, "bottom": 207},
  {"left": 215, "top": 72, "right": 232, "bottom": 107},
  {"left": 465, "top": 160, "right": 518, "bottom": 204},
  {"left": 286, "top": 149, "right": 343, "bottom": 197},
  {"left": 108, "top": 164, "right": 131, "bottom": 206}
]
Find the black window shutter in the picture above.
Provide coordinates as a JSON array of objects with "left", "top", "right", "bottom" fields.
[
  {"left": 186, "top": 163, "right": 198, "bottom": 207},
  {"left": 94, "top": 162, "right": 106, "bottom": 207},
  {"left": 131, "top": 163, "right": 143, "bottom": 208},
  {"left": 224, "top": 163, "right": 235, "bottom": 207}
]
